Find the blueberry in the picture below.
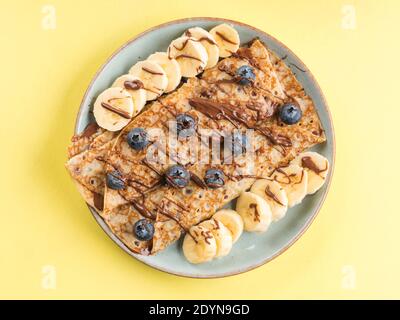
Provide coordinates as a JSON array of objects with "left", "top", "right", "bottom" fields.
[
  {"left": 176, "top": 113, "right": 196, "bottom": 138},
  {"left": 236, "top": 65, "right": 255, "bottom": 85},
  {"left": 133, "top": 219, "right": 154, "bottom": 241},
  {"left": 204, "top": 169, "right": 225, "bottom": 189},
  {"left": 226, "top": 131, "right": 248, "bottom": 156},
  {"left": 127, "top": 127, "right": 149, "bottom": 150},
  {"left": 106, "top": 171, "right": 125, "bottom": 190},
  {"left": 279, "top": 103, "right": 302, "bottom": 125},
  {"left": 165, "top": 165, "right": 190, "bottom": 188}
]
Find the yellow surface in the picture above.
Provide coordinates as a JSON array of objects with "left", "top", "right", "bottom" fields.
[{"left": 0, "top": 0, "right": 399, "bottom": 299}]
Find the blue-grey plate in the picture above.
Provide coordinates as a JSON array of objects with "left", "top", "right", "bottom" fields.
[{"left": 75, "top": 18, "right": 335, "bottom": 278}]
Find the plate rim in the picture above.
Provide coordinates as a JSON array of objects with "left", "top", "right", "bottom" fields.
[{"left": 74, "top": 17, "right": 336, "bottom": 279}]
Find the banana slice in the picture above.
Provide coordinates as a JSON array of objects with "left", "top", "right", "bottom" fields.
[
  {"left": 292, "top": 152, "right": 330, "bottom": 195},
  {"left": 184, "top": 27, "right": 219, "bottom": 69},
  {"left": 209, "top": 23, "right": 240, "bottom": 58},
  {"left": 167, "top": 36, "right": 208, "bottom": 78},
  {"left": 112, "top": 74, "right": 146, "bottom": 115},
  {"left": 129, "top": 60, "right": 168, "bottom": 101},
  {"left": 236, "top": 192, "right": 272, "bottom": 233},
  {"left": 199, "top": 219, "right": 232, "bottom": 258},
  {"left": 93, "top": 87, "right": 133, "bottom": 131},
  {"left": 147, "top": 52, "right": 182, "bottom": 93},
  {"left": 270, "top": 164, "right": 308, "bottom": 208},
  {"left": 213, "top": 209, "right": 244, "bottom": 243},
  {"left": 250, "top": 179, "right": 288, "bottom": 222},
  {"left": 183, "top": 225, "right": 217, "bottom": 264}
]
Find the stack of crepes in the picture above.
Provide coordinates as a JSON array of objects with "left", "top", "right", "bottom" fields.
[{"left": 66, "top": 39, "right": 325, "bottom": 255}]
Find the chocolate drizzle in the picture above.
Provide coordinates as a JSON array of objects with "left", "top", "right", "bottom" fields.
[
  {"left": 184, "top": 30, "right": 217, "bottom": 49},
  {"left": 101, "top": 101, "right": 131, "bottom": 119},
  {"left": 142, "top": 67, "right": 164, "bottom": 75},
  {"left": 141, "top": 158, "right": 163, "bottom": 177},
  {"left": 301, "top": 156, "right": 328, "bottom": 175},
  {"left": 271, "top": 167, "right": 305, "bottom": 185},
  {"left": 163, "top": 197, "right": 189, "bottom": 213},
  {"left": 256, "top": 127, "right": 292, "bottom": 147},
  {"left": 173, "top": 38, "right": 191, "bottom": 51},
  {"left": 265, "top": 185, "right": 285, "bottom": 206},
  {"left": 201, "top": 229, "right": 213, "bottom": 244},
  {"left": 189, "top": 98, "right": 292, "bottom": 147},
  {"left": 249, "top": 203, "right": 261, "bottom": 222},
  {"left": 188, "top": 98, "right": 252, "bottom": 127},
  {"left": 175, "top": 54, "right": 202, "bottom": 62},
  {"left": 215, "top": 31, "right": 238, "bottom": 45},
  {"left": 168, "top": 38, "right": 204, "bottom": 63},
  {"left": 131, "top": 201, "right": 156, "bottom": 220},
  {"left": 190, "top": 171, "right": 208, "bottom": 189},
  {"left": 157, "top": 202, "right": 189, "bottom": 233},
  {"left": 184, "top": 31, "right": 217, "bottom": 46}
]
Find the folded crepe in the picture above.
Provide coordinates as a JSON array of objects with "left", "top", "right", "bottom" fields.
[
  {"left": 66, "top": 40, "right": 325, "bottom": 255},
  {"left": 97, "top": 40, "right": 325, "bottom": 255},
  {"left": 66, "top": 125, "right": 118, "bottom": 212}
]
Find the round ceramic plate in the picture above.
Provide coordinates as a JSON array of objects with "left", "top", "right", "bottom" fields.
[{"left": 75, "top": 17, "right": 335, "bottom": 278}]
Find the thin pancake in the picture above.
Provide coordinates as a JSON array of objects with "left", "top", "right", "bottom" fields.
[
  {"left": 150, "top": 40, "right": 326, "bottom": 254},
  {"left": 102, "top": 40, "right": 324, "bottom": 255}
]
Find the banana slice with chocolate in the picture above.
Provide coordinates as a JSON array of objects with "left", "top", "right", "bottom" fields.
[
  {"left": 182, "top": 225, "right": 217, "bottom": 264},
  {"left": 270, "top": 164, "right": 308, "bottom": 208},
  {"left": 129, "top": 60, "right": 168, "bottom": 101},
  {"left": 112, "top": 74, "right": 147, "bottom": 115},
  {"left": 213, "top": 209, "right": 244, "bottom": 243},
  {"left": 147, "top": 52, "right": 182, "bottom": 93},
  {"left": 199, "top": 219, "right": 233, "bottom": 258},
  {"left": 292, "top": 151, "right": 329, "bottom": 195},
  {"left": 184, "top": 27, "right": 219, "bottom": 69},
  {"left": 209, "top": 23, "right": 240, "bottom": 58},
  {"left": 236, "top": 192, "right": 272, "bottom": 233},
  {"left": 250, "top": 179, "right": 288, "bottom": 222},
  {"left": 167, "top": 36, "right": 208, "bottom": 77},
  {"left": 93, "top": 87, "right": 134, "bottom": 131}
]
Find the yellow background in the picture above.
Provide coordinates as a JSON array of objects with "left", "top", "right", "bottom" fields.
[{"left": 1, "top": 0, "right": 399, "bottom": 299}]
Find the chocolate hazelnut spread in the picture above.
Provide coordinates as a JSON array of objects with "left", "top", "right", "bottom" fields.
[
  {"left": 80, "top": 122, "right": 99, "bottom": 138},
  {"left": 93, "top": 192, "right": 104, "bottom": 211},
  {"left": 124, "top": 79, "right": 144, "bottom": 90}
]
